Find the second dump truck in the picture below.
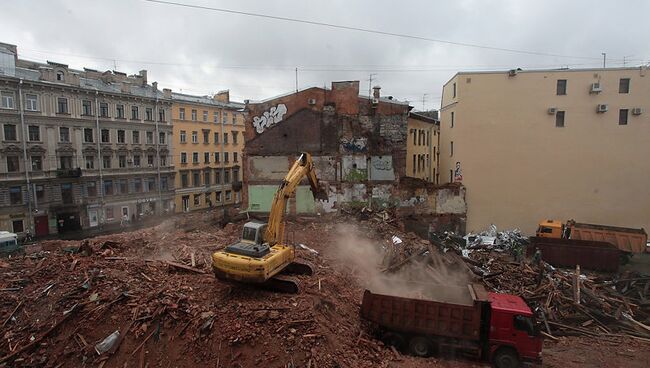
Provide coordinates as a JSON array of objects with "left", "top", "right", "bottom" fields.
[{"left": 360, "top": 282, "right": 542, "bottom": 368}]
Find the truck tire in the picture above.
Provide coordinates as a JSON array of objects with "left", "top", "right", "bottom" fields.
[
  {"left": 382, "top": 332, "right": 406, "bottom": 351},
  {"left": 408, "top": 336, "right": 432, "bottom": 357},
  {"left": 494, "top": 348, "right": 520, "bottom": 368}
]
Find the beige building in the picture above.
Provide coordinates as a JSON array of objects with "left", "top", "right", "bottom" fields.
[
  {"left": 406, "top": 112, "right": 439, "bottom": 182},
  {"left": 439, "top": 67, "right": 650, "bottom": 234}
]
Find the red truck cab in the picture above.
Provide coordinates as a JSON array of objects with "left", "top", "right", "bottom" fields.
[{"left": 488, "top": 293, "right": 543, "bottom": 367}]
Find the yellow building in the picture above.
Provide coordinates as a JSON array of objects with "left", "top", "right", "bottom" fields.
[
  {"left": 439, "top": 67, "right": 650, "bottom": 234},
  {"left": 171, "top": 91, "right": 246, "bottom": 212},
  {"left": 406, "top": 112, "right": 439, "bottom": 183}
]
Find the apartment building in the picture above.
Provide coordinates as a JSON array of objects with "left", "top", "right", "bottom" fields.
[
  {"left": 406, "top": 111, "right": 439, "bottom": 183},
  {"left": 0, "top": 42, "right": 175, "bottom": 237},
  {"left": 439, "top": 66, "right": 650, "bottom": 233},
  {"left": 171, "top": 91, "right": 245, "bottom": 212}
]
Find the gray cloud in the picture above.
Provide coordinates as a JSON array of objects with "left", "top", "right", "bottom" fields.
[{"left": 2, "top": 0, "right": 648, "bottom": 109}]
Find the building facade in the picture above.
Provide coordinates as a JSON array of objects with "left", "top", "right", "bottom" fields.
[
  {"left": 171, "top": 91, "right": 245, "bottom": 212},
  {"left": 439, "top": 67, "right": 650, "bottom": 233},
  {"left": 406, "top": 111, "right": 439, "bottom": 183},
  {"left": 0, "top": 42, "right": 175, "bottom": 237}
]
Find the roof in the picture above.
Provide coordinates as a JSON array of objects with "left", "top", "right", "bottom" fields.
[
  {"left": 409, "top": 111, "right": 439, "bottom": 124},
  {"left": 171, "top": 92, "right": 245, "bottom": 110},
  {"left": 249, "top": 85, "right": 411, "bottom": 107},
  {"left": 488, "top": 292, "right": 532, "bottom": 315}
]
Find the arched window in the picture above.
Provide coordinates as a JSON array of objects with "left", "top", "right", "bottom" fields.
[{"left": 56, "top": 71, "right": 64, "bottom": 81}]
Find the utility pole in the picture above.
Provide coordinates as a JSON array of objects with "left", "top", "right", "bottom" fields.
[
  {"left": 602, "top": 53, "right": 606, "bottom": 68},
  {"left": 295, "top": 68, "right": 298, "bottom": 93},
  {"left": 421, "top": 94, "right": 428, "bottom": 111}
]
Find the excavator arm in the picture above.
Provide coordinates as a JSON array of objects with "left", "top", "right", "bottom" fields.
[{"left": 265, "top": 152, "right": 327, "bottom": 246}]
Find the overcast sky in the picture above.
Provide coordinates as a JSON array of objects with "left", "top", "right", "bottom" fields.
[{"left": 2, "top": 0, "right": 649, "bottom": 109}]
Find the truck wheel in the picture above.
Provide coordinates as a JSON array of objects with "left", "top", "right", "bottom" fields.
[
  {"left": 494, "top": 348, "right": 520, "bottom": 368},
  {"left": 382, "top": 332, "right": 405, "bottom": 351},
  {"left": 408, "top": 336, "right": 432, "bottom": 357}
]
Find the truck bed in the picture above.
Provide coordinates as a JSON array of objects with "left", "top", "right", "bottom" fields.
[
  {"left": 360, "top": 283, "right": 489, "bottom": 341},
  {"left": 570, "top": 222, "right": 647, "bottom": 254},
  {"left": 529, "top": 236, "right": 624, "bottom": 272}
]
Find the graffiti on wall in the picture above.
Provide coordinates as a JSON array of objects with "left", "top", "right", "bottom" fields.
[
  {"left": 252, "top": 104, "right": 288, "bottom": 134},
  {"left": 454, "top": 161, "right": 463, "bottom": 182},
  {"left": 340, "top": 137, "right": 368, "bottom": 153}
]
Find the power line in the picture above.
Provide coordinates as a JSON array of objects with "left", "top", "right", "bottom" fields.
[{"left": 142, "top": 0, "right": 620, "bottom": 61}]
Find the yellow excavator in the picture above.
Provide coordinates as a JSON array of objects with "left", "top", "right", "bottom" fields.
[{"left": 212, "top": 152, "right": 328, "bottom": 292}]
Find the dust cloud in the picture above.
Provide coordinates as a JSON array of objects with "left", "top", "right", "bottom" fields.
[{"left": 330, "top": 224, "right": 473, "bottom": 305}]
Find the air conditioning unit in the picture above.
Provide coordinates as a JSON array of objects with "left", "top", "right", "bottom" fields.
[
  {"left": 307, "top": 98, "right": 316, "bottom": 105},
  {"left": 597, "top": 104, "right": 608, "bottom": 113},
  {"left": 590, "top": 82, "right": 602, "bottom": 93},
  {"left": 632, "top": 107, "right": 643, "bottom": 115},
  {"left": 547, "top": 107, "right": 557, "bottom": 115},
  {"left": 508, "top": 69, "right": 518, "bottom": 77}
]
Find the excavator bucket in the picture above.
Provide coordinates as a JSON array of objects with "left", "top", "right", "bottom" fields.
[{"left": 312, "top": 184, "right": 329, "bottom": 202}]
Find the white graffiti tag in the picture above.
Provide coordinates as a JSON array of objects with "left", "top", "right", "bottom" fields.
[{"left": 252, "top": 104, "right": 288, "bottom": 134}]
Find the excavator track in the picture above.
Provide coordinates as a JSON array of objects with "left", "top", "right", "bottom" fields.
[
  {"left": 283, "top": 260, "right": 314, "bottom": 276},
  {"left": 263, "top": 275, "right": 300, "bottom": 294}
]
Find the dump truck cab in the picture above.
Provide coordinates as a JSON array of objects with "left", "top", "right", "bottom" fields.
[
  {"left": 536, "top": 220, "right": 563, "bottom": 238},
  {"left": 488, "top": 293, "right": 543, "bottom": 367}
]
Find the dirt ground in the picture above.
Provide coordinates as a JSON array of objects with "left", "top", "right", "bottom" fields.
[{"left": 0, "top": 211, "right": 648, "bottom": 367}]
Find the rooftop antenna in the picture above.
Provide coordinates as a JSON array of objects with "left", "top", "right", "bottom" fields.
[
  {"left": 368, "top": 73, "right": 377, "bottom": 98},
  {"left": 623, "top": 55, "right": 633, "bottom": 67},
  {"left": 421, "top": 94, "right": 428, "bottom": 111}
]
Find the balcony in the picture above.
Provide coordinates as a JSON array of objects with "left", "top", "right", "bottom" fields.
[
  {"left": 232, "top": 180, "right": 242, "bottom": 191},
  {"left": 56, "top": 168, "right": 82, "bottom": 178}
]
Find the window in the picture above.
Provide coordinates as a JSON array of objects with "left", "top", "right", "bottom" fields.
[
  {"left": 119, "top": 155, "right": 127, "bottom": 168},
  {"left": 556, "top": 79, "right": 567, "bottom": 95},
  {"left": 105, "top": 207, "right": 114, "bottom": 220},
  {"left": 203, "top": 110, "right": 208, "bottom": 122},
  {"left": 145, "top": 108, "right": 153, "bottom": 121},
  {"left": 132, "top": 130, "right": 140, "bottom": 144},
  {"left": 191, "top": 109, "right": 197, "bottom": 121},
  {"left": 104, "top": 180, "right": 113, "bottom": 195},
  {"left": 224, "top": 152, "right": 229, "bottom": 162},
  {"left": 213, "top": 111, "right": 219, "bottom": 123},
  {"left": 61, "top": 183, "right": 73, "bottom": 204},
  {"left": 31, "top": 156, "right": 42, "bottom": 171},
  {"left": 192, "top": 152, "right": 199, "bottom": 163},
  {"left": 412, "top": 154, "right": 416, "bottom": 175},
  {"left": 103, "top": 156, "right": 111, "bottom": 169},
  {"left": 160, "top": 155, "right": 167, "bottom": 166},
  {"left": 233, "top": 168, "right": 239, "bottom": 182},
  {"left": 6, "top": 156, "right": 19, "bottom": 172},
  {"left": 619, "top": 109, "right": 629, "bottom": 125},
  {"left": 223, "top": 133, "right": 228, "bottom": 144},
  {"left": 86, "top": 182, "right": 97, "bottom": 197},
  {"left": 100, "top": 102, "right": 109, "bottom": 117},
  {"left": 59, "top": 127, "right": 70, "bottom": 142},
  {"left": 232, "top": 131, "right": 238, "bottom": 144},
  {"left": 11, "top": 219, "right": 23, "bottom": 233},
  {"left": 452, "top": 82, "right": 456, "bottom": 98},
  {"left": 133, "top": 155, "right": 141, "bottom": 167},
  {"left": 131, "top": 106, "right": 139, "bottom": 120},
  {"left": 57, "top": 97, "right": 68, "bottom": 114},
  {"left": 25, "top": 94, "right": 38, "bottom": 111},
  {"left": 222, "top": 112, "right": 228, "bottom": 124},
  {"left": 513, "top": 315, "right": 535, "bottom": 336},
  {"left": 118, "top": 179, "right": 128, "bottom": 194},
  {"left": 191, "top": 131, "right": 198, "bottom": 143},
  {"left": 193, "top": 194, "right": 200, "bottom": 206},
  {"left": 116, "top": 104, "right": 125, "bottom": 119},
  {"left": 179, "top": 108, "right": 185, "bottom": 120},
  {"left": 619, "top": 78, "right": 630, "bottom": 94},
  {"left": 214, "top": 152, "right": 220, "bottom": 163},
  {"left": 1, "top": 91, "right": 14, "bottom": 109},
  {"left": 449, "top": 169, "right": 453, "bottom": 183},
  {"left": 146, "top": 131, "right": 154, "bottom": 144},
  {"left": 159, "top": 109, "right": 165, "bottom": 122},
  {"left": 134, "top": 178, "right": 142, "bottom": 192},
  {"left": 214, "top": 132, "right": 219, "bottom": 144},
  {"left": 161, "top": 176, "right": 168, "bottom": 190},
  {"left": 85, "top": 156, "right": 94, "bottom": 169},
  {"left": 147, "top": 155, "right": 154, "bottom": 166},
  {"left": 203, "top": 131, "right": 209, "bottom": 144},
  {"left": 204, "top": 170, "right": 211, "bottom": 186},
  {"left": 56, "top": 71, "right": 64, "bottom": 81},
  {"left": 233, "top": 152, "right": 238, "bottom": 163},
  {"left": 59, "top": 156, "right": 73, "bottom": 169},
  {"left": 117, "top": 130, "right": 125, "bottom": 143},
  {"left": 9, "top": 186, "right": 22, "bottom": 205},
  {"left": 450, "top": 141, "right": 454, "bottom": 156},
  {"left": 181, "top": 173, "right": 188, "bottom": 188},
  {"left": 159, "top": 132, "right": 166, "bottom": 144},
  {"left": 35, "top": 184, "right": 45, "bottom": 201},
  {"left": 101, "top": 129, "right": 110, "bottom": 143},
  {"left": 84, "top": 128, "right": 94, "bottom": 143},
  {"left": 193, "top": 171, "right": 200, "bottom": 186},
  {"left": 180, "top": 152, "right": 187, "bottom": 164},
  {"left": 82, "top": 100, "right": 93, "bottom": 115},
  {"left": 204, "top": 152, "right": 210, "bottom": 163},
  {"left": 226, "top": 190, "right": 232, "bottom": 201},
  {"left": 216, "top": 191, "right": 222, "bottom": 202},
  {"left": 205, "top": 192, "right": 211, "bottom": 204},
  {"left": 146, "top": 177, "right": 156, "bottom": 192},
  {"left": 4, "top": 124, "right": 17, "bottom": 141},
  {"left": 180, "top": 130, "right": 186, "bottom": 143},
  {"left": 451, "top": 111, "right": 455, "bottom": 128},
  {"left": 555, "top": 110, "right": 565, "bottom": 128},
  {"left": 224, "top": 169, "right": 230, "bottom": 183},
  {"left": 28, "top": 125, "right": 40, "bottom": 141},
  {"left": 215, "top": 169, "right": 221, "bottom": 184}
]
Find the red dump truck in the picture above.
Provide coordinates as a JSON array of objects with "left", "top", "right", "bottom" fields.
[{"left": 360, "top": 283, "right": 542, "bottom": 368}]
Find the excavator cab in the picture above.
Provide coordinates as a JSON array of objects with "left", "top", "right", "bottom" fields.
[{"left": 225, "top": 222, "right": 269, "bottom": 258}]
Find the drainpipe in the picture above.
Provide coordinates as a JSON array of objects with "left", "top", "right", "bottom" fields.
[
  {"left": 154, "top": 97, "right": 163, "bottom": 214},
  {"left": 18, "top": 79, "right": 34, "bottom": 234},
  {"left": 220, "top": 108, "right": 225, "bottom": 210},
  {"left": 95, "top": 91, "right": 104, "bottom": 226}
]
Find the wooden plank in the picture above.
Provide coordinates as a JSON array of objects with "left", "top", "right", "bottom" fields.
[{"left": 166, "top": 261, "right": 205, "bottom": 274}]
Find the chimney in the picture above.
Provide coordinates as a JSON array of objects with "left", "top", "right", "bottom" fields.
[
  {"left": 121, "top": 81, "right": 131, "bottom": 93},
  {"left": 139, "top": 70, "right": 147, "bottom": 85},
  {"left": 214, "top": 90, "right": 230, "bottom": 103},
  {"left": 163, "top": 88, "right": 172, "bottom": 99},
  {"left": 373, "top": 85, "right": 381, "bottom": 99},
  {"left": 152, "top": 81, "right": 158, "bottom": 92}
]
